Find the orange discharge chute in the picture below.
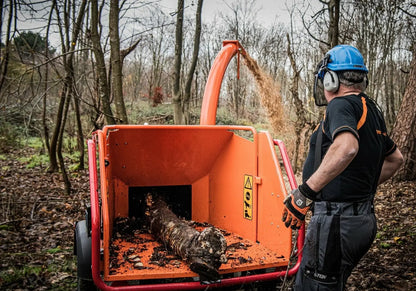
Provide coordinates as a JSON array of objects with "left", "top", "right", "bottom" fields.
[{"left": 200, "top": 40, "right": 246, "bottom": 125}]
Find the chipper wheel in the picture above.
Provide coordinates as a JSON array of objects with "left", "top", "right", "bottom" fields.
[{"left": 74, "top": 220, "right": 96, "bottom": 291}]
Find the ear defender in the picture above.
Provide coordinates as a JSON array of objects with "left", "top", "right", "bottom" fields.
[
  {"left": 314, "top": 45, "right": 368, "bottom": 104},
  {"left": 323, "top": 70, "right": 339, "bottom": 92}
]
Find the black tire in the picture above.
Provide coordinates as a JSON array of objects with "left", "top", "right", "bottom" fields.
[
  {"left": 77, "top": 277, "right": 96, "bottom": 291},
  {"left": 75, "top": 220, "right": 96, "bottom": 291}
]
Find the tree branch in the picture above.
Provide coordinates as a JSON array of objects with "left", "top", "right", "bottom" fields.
[
  {"left": 121, "top": 37, "right": 142, "bottom": 61},
  {"left": 398, "top": 6, "right": 416, "bottom": 18},
  {"left": 301, "top": 9, "right": 329, "bottom": 47}
]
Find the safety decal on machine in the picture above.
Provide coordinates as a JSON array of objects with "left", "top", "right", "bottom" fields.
[{"left": 243, "top": 175, "right": 253, "bottom": 220}]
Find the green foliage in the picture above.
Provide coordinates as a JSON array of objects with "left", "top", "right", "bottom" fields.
[
  {"left": 62, "top": 141, "right": 87, "bottom": 171},
  {"left": 17, "top": 153, "right": 49, "bottom": 169},
  {"left": 46, "top": 246, "right": 62, "bottom": 254},
  {"left": 0, "top": 265, "right": 43, "bottom": 285},
  {"left": 128, "top": 100, "right": 272, "bottom": 130},
  {"left": 216, "top": 107, "right": 236, "bottom": 125},
  {"left": 0, "top": 259, "right": 76, "bottom": 290},
  {"left": 0, "top": 224, "right": 10, "bottom": 230},
  {"left": 0, "top": 120, "right": 21, "bottom": 152},
  {"left": 1, "top": 165, "right": 10, "bottom": 171},
  {"left": 14, "top": 136, "right": 87, "bottom": 170},
  {"left": 24, "top": 137, "right": 44, "bottom": 150},
  {"left": 129, "top": 100, "right": 174, "bottom": 125},
  {"left": 69, "top": 162, "right": 82, "bottom": 172},
  {"left": 46, "top": 259, "right": 77, "bottom": 290},
  {"left": 380, "top": 242, "right": 391, "bottom": 249},
  {"left": 3, "top": 132, "right": 87, "bottom": 172},
  {"left": 375, "top": 223, "right": 410, "bottom": 250},
  {"left": 13, "top": 31, "right": 55, "bottom": 55}
]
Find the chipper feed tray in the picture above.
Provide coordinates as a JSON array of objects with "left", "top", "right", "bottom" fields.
[{"left": 96, "top": 125, "right": 292, "bottom": 282}]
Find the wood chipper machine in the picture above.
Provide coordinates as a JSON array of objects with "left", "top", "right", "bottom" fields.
[{"left": 74, "top": 40, "right": 305, "bottom": 290}]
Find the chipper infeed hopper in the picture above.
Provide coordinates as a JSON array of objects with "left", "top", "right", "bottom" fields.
[{"left": 76, "top": 41, "right": 304, "bottom": 290}]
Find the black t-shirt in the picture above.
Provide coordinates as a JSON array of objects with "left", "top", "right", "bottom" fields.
[{"left": 303, "top": 93, "right": 396, "bottom": 202}]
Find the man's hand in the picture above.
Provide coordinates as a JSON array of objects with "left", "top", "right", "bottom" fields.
[{"left": 282, "top": 185, "right": 314, "bottom": 229}]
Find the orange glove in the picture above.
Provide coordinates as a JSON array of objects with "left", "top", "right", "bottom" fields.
[{"left": 282, "top": 185, "right": 315, "bottom": 229}]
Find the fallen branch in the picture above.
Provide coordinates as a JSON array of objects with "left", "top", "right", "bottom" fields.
[{"left": 145, "top": 193, "right": 227, "bottom": 280}]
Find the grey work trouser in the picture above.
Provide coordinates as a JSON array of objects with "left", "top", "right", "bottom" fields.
[{"left": 294, "top": 200, "right": 376, "bottom": 291}]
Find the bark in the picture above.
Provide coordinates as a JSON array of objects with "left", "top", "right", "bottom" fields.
[
  {"left": 49, "top": 0, "right": 87, "bottom": 192},
  {"left": 48, "top": 0, "right": 66, "bottom": 173},
  {"left": 49, "top": 80, "right": 66, "bottom": 172},
  {"left": 183, "top": 0, "right": 203, "bottom": 124},
  {"left": 71, "top": 0, "right": 86, "bottom": 171},
  {"left": 42, "top": 1, "right": 55, "bottom": 155},
  {"left": 91, "top": 0, "right": 116, "bottom": 125},
  {"left": 391, "top": 44, "right": 416, "bottom": 181},
  {"left": 287, "top": 33, "right": 308, "bottom": 173},
  {"left": 327, "top": 0, "right": 340, "bottom": 47},
  {"left": 0, "top": 0, "right": 3, "bottom": 46},
  {"left": 109, "top": 0, "right": 128, "bottom": 124},
  {"left": 0, "top": 0, "right": 16, "bottom": 100},
  {"left": 173, "top": 0, "right": 184, "bottom": 124},
  {"left": 0, "top": 0, "right": 13, "bottom": 100},
  {"left": 73, "top": 92, "right": 84, "bottom": 170},
  {"left": 57, "top": 75, "right": 72, "bottom": 194},
  {"left": 145, "top": 194, "right": 227, "bottom": 280},
  {"left": 120, "top": 38, "right": 142, "bottom": 62}
]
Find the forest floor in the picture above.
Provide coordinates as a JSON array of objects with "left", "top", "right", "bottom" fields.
[{"left": 0, "top": 147, "right": 415, "bottom": 290}]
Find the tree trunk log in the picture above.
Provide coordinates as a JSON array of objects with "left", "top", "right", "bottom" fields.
[
  {"left": 173, "top": 0, "right": 184, "bottom": 124},
  {"left": 391, "top": 44, "right": 416, "bottom": 181},
  {"left": 145, "top": 194, "right": 227, "bottom": 280}
]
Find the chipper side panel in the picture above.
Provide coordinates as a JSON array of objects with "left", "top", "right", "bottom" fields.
[{"left": 257, "top": 131, "right": 292, "bottom": 257}]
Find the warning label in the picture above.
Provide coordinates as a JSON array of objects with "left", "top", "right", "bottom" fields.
[{"left": 243, "top": 175, "right": 253, "bottom": 220}]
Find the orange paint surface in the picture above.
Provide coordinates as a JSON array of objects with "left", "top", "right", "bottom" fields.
[
  {"left": 95, "top": 125, "right": 291, "bottom": 281},
  {"left": 107, "top": 226, "right": 288, "bottom": 282}
]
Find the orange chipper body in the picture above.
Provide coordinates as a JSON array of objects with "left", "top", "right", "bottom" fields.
[{"left": 87, "top": 40, "right": 304, "bottom": 290}]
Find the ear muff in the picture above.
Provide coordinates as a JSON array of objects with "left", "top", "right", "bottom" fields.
[{"left": 323, "top": 70, "right": 339, "bottom": 92}]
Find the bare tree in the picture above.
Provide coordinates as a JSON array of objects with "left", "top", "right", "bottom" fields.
[
  {"left": 286, "top": 33, "right": 312, "bottom": 172},
  {"left": 183, "top": 0, "right": 203, "bottom": 124},
  {"left": 109, "top": 0, "right": 128, "bottom": 124},
  {"left": 41, "top": 2, "right": 56, "bottom": 156},
  {"left": 173, "top": 0, "right": 204, "bottom": 124},
  {"left": 346, "top": 0, "right": 413, "bottom": 129},
  {"left": 391, "top": 44, "right": 416, "bottom": 181},
  {"left": 90, "top": 0, "right": 116, "bottom": 125},
  {"left": 327, "top": 0, "right": 340, "bottom": 47},
  {"left": 172, "top": 0, "right": 184, "bottom": 124},
  {"left": 142, "top": 13, "right": 172, "bottom": 108},
  {"left": 221, "top": 0, "right": 259, "bottom": 118},
  {"left": 0, "top": 0, "right": 14, "bottom": 96},
  {"left": 48, "top": 0, "right": 87, "bottom": 194}
]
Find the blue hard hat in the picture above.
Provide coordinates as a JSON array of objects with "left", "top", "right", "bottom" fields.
[{"left": 326, "top": 45, "right": 368, "bottom": 73}]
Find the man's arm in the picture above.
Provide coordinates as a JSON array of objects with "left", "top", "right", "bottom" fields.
[
  {"left": 306, "top": 131, "right": 359, "bottom": 192},
  {"left": 378, "top": 148, "right": 403, "bottom": 185},
  {"left": 281, "top": 131, "right": 358, "bottom": 229}
]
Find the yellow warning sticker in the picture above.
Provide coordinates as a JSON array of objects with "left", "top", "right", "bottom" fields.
[{"left": 243, "top": 175, "right": 253, "bottom": 220}]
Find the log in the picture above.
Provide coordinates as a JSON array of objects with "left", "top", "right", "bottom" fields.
[{"left": 145, "top": 193, "right": 227, "bottom": 280}]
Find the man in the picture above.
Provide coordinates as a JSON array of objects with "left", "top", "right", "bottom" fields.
[{"left": 282, "top": 45, "right": 403, "bottom": 290}]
